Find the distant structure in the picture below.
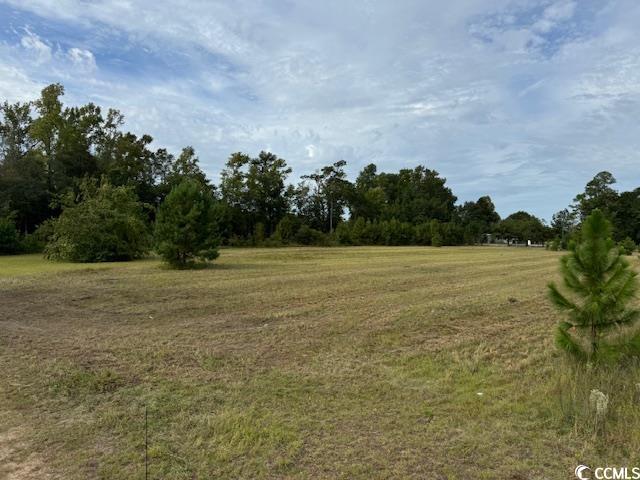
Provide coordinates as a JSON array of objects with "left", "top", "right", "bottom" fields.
[{"left": 480, "top": 233, "right": 544, "bottom": 247}]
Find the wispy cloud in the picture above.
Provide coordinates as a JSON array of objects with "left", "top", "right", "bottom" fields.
[{"left": 20, "top": 27, "right": 51, "bottom": 63}]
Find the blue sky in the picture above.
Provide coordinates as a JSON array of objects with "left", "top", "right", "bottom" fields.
[{"left": 1, "top": 0, "right": 639, "bottom": 220}]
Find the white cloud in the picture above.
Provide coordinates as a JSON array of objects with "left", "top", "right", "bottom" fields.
[
  {"left": 20, "top": 28, "right": 52, "bottom": 64},
  {"left": 67, "top": 47, "right": 96, "bottom": 71}
]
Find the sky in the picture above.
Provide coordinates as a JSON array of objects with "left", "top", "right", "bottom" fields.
[{"left": 1, "top": 0, "right": 639, "bottom": 220}]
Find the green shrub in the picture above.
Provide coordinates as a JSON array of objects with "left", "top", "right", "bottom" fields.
[
  {"left": 547, "top": 237, "right": 561, "bottom": 251},
  {"left": 0, "top": 216, "right": 20, "bottom": 254},
  {"left": 253, "top": 222, "right": 266, "bottom": 245},
  {"left": 362, "top": 220, "right": 383, "bottom": 245},
  {"left": 414, "top": 222, "right": 432, "bottom": 245},
  {"left": 273, "top": 215, "right": 300, "bottom": 244},
  {"left": 618, "top": 237, "right": 636, "bottom": 256},
  {"left": 333, "top": 222, "right": 352, "bottom": 245},
  {"left": 381, "top": 219, "right": 414, "bottom": 245},
  {"left": 430, "top": 220, "right": 443, "bottom": 247},
  {"left": 45, "top": 181, "right": 150, "bottom": 262},
  {"left": 349, "top": 218, "right": 367, "bottom": 245},
  {"left": 155, "top": 179, "right": 219, "bottom": 268},
  {"left": 19, "top": 233, "right": 45, "bottom": 253},
  {"left": 548, "top": 210, "right": 640, "bottom": 362},
  {"left": 294, "top": 225, "right": 327, "bottom": 245}
]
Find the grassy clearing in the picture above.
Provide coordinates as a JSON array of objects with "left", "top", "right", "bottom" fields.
[
  {"left": 0, "top": 253, "right": 139, "bottom": 278},
  {"left": 1, "top": 246, "right": 639, "bottom": 479}
]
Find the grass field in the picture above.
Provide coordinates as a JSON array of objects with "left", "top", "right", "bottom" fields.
[{"left": 1, "top": 247, "right": 640, "bottom": 479}]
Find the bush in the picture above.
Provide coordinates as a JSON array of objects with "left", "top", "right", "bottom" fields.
[
  {"left": 252, "top": 222, "right": 266, "bottom": 245},
  {"left": 548, "top": 210, "right": 640, "bottom": 362},
  {"left": 414, "top": 222, "right": 432, "bottom": 245},
  {"left": 349, "top": 218, "right": 367, "bottom": 245},
  {"left": 45, "top": 181, "right": 149, "bottom": 262},
  {"left": 362, "top": 220, "right": 383, "bottom": 245},
  {"left": 381, "top": 219, "right": 414, "bottom": 245},
  {"left": 0, "top": 217, "right": 21, "bottom": 254},
  {"left": 294, "top": 225, "right": 327, "bottom": 246},
  {"left": 273, "top": 215, "right": 300, "bottom": 244},
  {"left": 619, "top": 237, "right": 636, "bottom": 256},
  {"left": 20, "top": 233, "right": 45, "bottom": 253},
  {"left": 333, "top": 222, "right": 352, "bottom": 245},
  {"left": 440, "top": 222, "right": 464, "bottom": 246},
  {"left": 430, "top": 220, "right": 443, "bottom": 247},
  {"left": 155, "top": 179, "right": 219, "bottom": 268},
  {"left": 546, "top": 237, "right": 561, "bottom": 251}
]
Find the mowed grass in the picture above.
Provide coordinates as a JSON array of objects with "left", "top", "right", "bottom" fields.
[{"left": 1, "top": 246, "right": 639, "bottom": 479}]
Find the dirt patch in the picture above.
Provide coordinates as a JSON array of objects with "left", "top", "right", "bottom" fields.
[{"left": 0, "top": 426, "right": 52, "bottom": 480}]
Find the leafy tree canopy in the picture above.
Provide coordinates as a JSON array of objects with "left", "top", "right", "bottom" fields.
[{"left": 45, "top": 180, "right": 150, "bottom": 262}]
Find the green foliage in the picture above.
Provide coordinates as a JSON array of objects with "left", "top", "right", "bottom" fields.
[
  {"left": 546, "top": 238, "right": 561, "bottom": 251},
  {"left": 0, "top": 216, "right": 20, "bottom": 254},
  {"left": 272, "top": 215, "right": 301, "bottom": 244},
  {"left": 457, "top": 196, "right": 500, "bottom": 243},
  {"left": 333, "top": 221, "right": 352, "bottom": 245},
  {"left": 618, "top": 237, "right": 636, "bottom": 256},
  {"left": 574, "top": 171, "right": 618, "bottom": 222},
  {"left": 548, "top": 210, "right": 640, "bottom": 362},
  {"left": 7, "top": 83, "right": 640, "bottom": 250},
  {"left": 334, "top": 217, "right": 471, "bottom": 247},
  {"left": 19, "top": 233, "right": 45, "bottom": 253},
  {"left": 253, "top": 222, "right": 266, "bottom": 245},
  {"left": 219, "top": 151, "right": 292, "bottom": 239},
  {"left": 155, "top": 179, "right": 219, "bottom": 268},
  {"left": 294, "top": 225, "right": 327, "bottom": 246},
  {"left": 298, "top": 160, "right": 352, "bottom": 233},
  {"left": 350, "top": 164, "right": 456, "bottom": 223},
  {"left": 414, "top": 222, "right": 432, "bottom": 245},
  {"left": 349, "top": 217, "right": 367, "bottom": 245},
  {"left": 380, "top": 219, "right": 414, "bottom": 245},
  {"left": 45, "top": 181, "right": 150, "bottom": 262},
  {"left": 497, "top": 211, "right": 550, "bottom": 243},
  {"left": 612, "top": 188, "right": 640, "bottom": 243},
  {"left": 430, "top": 220, "right": 443, "bottom": 247}
]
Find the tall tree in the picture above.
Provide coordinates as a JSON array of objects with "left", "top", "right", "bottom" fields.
[
  {"left": 497, "top": 211, "right": 549, "bottom": 243},
  {"left": 551, "top": 208, "right": 578, "bottom": 244},
  {"left": 349, "top": 164, "right": 456, "bottom": 223},
  {"left": 219, "top": 152, "right": 251, "bottom": 238},
  {"left": 612, "top": 189, "right": 640, "bottom": 243},
  {"left": 0, "top": 101, "right": 49, "bottom": 232},
  {"left": 245, "top": 151, "right": 291, "bottom": 236},
  {"left": 300, "top": 160, "right": 352, "bottom": 232},
  {"left": 573, "top": 171, "right": 618, "bottom": 221},
  {"left": 457, "top": 196, "right": 500, "bottom": 243},
  {"left": 29, "top": 83, "right": 65, "bottom": 194},
  {"left": 0, "top": 100, "right": 33, "bottom": 162},
  {"left": 56, "top": 102, "right": 102, "bottom": 184}
]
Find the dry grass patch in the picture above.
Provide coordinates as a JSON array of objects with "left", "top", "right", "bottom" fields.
[{"left": 1, "top": 246, "right": 639, "bottom": 478}]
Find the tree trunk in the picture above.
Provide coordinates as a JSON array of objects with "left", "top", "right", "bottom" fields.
[{"left": 329, "top": 199, "right": 333, "bottom": 234}]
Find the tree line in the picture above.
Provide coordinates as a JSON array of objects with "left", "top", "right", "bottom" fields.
[{"left": 0, "top": 84, "right": 638, "bottom": 260}]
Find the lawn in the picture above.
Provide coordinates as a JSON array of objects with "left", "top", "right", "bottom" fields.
[{"left": 1, "top": 247, "right": 639, "bottom": 479}]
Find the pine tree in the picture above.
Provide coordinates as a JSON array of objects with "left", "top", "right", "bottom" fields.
[
  {"left": 548, "top": 209, "right": 640, "bottom": 361},
  {"left": 155, "top": 179, "right": 219, "bottom": 268}
]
